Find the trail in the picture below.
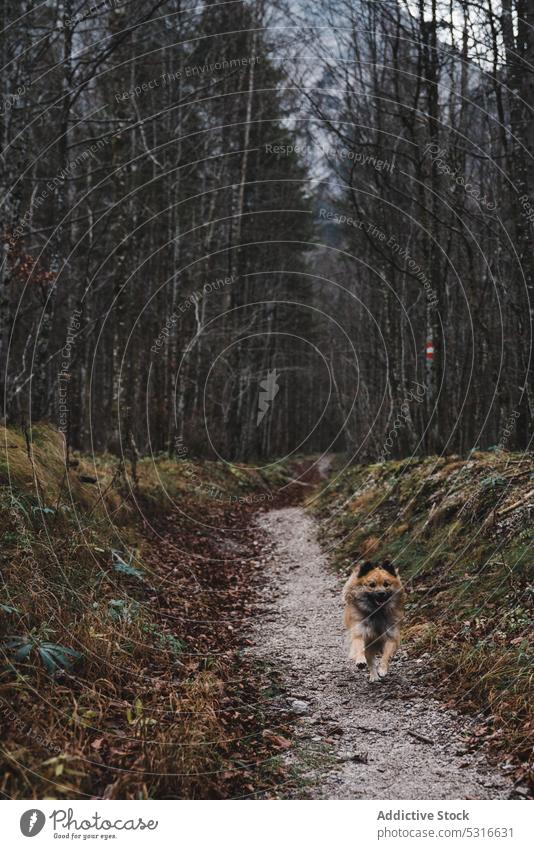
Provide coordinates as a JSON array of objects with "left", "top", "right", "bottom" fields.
[{"left": 251, "top": 507, "right": 513, "bottom": 799}]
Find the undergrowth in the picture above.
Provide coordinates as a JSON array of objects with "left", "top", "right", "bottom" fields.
[{"left": 0, "top": 424, "right": 290, "bottom": 799}]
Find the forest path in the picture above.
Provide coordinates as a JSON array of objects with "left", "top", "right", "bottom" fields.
[{"left": 251, "top": 506, "right": 513, "bottom": 799}]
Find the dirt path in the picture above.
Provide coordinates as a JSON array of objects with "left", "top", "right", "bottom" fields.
[{"left": 251, "top": 507, "right": 513, "bottom": 799}]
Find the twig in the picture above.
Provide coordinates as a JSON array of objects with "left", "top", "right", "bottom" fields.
[
  {"left": 497, "top": 487, "right": 534, "bottom": 518},
  {"left": 407, "top": 730, "right": 434, "bottom": 745},
  {"left": 353, "top": 725, "right": 389, "bottom": 735},
  {"left": 86, "top": 463, "right": 121, "bottom": 519}
]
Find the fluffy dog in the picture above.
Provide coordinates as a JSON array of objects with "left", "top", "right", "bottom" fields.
[{"left": 342, "top": 560, "right": 405, "bottom": 682}]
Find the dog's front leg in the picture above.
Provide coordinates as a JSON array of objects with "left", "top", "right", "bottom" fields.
[
  {"left": 348, "top": 628, "right": 367, "bottom": 668},
  {"left": 377, "top": 634, "right": 400, "bottom": 678},
  {"left": 365, "top": 644, "right": 382, "bottom": 682}
]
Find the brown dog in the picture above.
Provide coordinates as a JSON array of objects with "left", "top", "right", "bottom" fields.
[{"left": 342, "top": 560, "right": 405, "bottom": 682}]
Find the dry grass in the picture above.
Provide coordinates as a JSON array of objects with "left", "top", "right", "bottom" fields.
[{"left": 0, "top": 424, "right": 287, "bottom": 799}]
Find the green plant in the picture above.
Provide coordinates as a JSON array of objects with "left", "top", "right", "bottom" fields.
[
  {"left": 1, "top": 630, "right": 82, "bottom": 672},
  {"left": 481, "top": 475, "right": 507, "bottom": 488},
  {"left": 111, "top": 549, "right": 145, "bottom": 579},
  {"left": 107, "top": 598, "right": 141, "bottom": 623}
]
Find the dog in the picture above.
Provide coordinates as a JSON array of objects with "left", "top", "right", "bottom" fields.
[{"left": 342, "top": 560, "right": 405, "bottom": 682}]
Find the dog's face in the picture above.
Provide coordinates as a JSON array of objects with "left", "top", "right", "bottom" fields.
[{"left": 349, "top": 560, "right": 403, "bottom": 609}]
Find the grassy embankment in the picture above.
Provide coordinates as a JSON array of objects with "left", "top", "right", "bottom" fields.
[
  {"left": 312, "top": 451, "right": 534, "bottom": 791},
  {"left": 0, "top": 424, "right": 290, "bottom": 799}
]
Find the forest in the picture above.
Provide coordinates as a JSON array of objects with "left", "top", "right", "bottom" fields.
[
  {"left": 2, "top": 0, "right": 534, "bottom": 461},
  {"left": 0, "top": 0, "right": 533, "bottom": 805}
]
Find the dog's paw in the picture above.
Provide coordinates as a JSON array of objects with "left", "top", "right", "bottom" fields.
[
  {"left": 377, "top": 665, "right": 388, "bottom": 678},
  {"left": 356, "top": 661, "right": 367, "bottom": 669},
  {"left": 368, "top": 671, "right": 380, "bottom": 683}
]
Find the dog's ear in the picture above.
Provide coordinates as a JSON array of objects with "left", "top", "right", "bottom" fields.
[
  {"left": 381, "top": 559, "right": 398, "bottom": 577},
  {"left": 355, "top": 560, "right": 375, "bottom": 578}
]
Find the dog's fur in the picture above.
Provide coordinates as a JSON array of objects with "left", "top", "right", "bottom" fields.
[{"left": 342, "top": 560, "right": 405, "bottom": 682}]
